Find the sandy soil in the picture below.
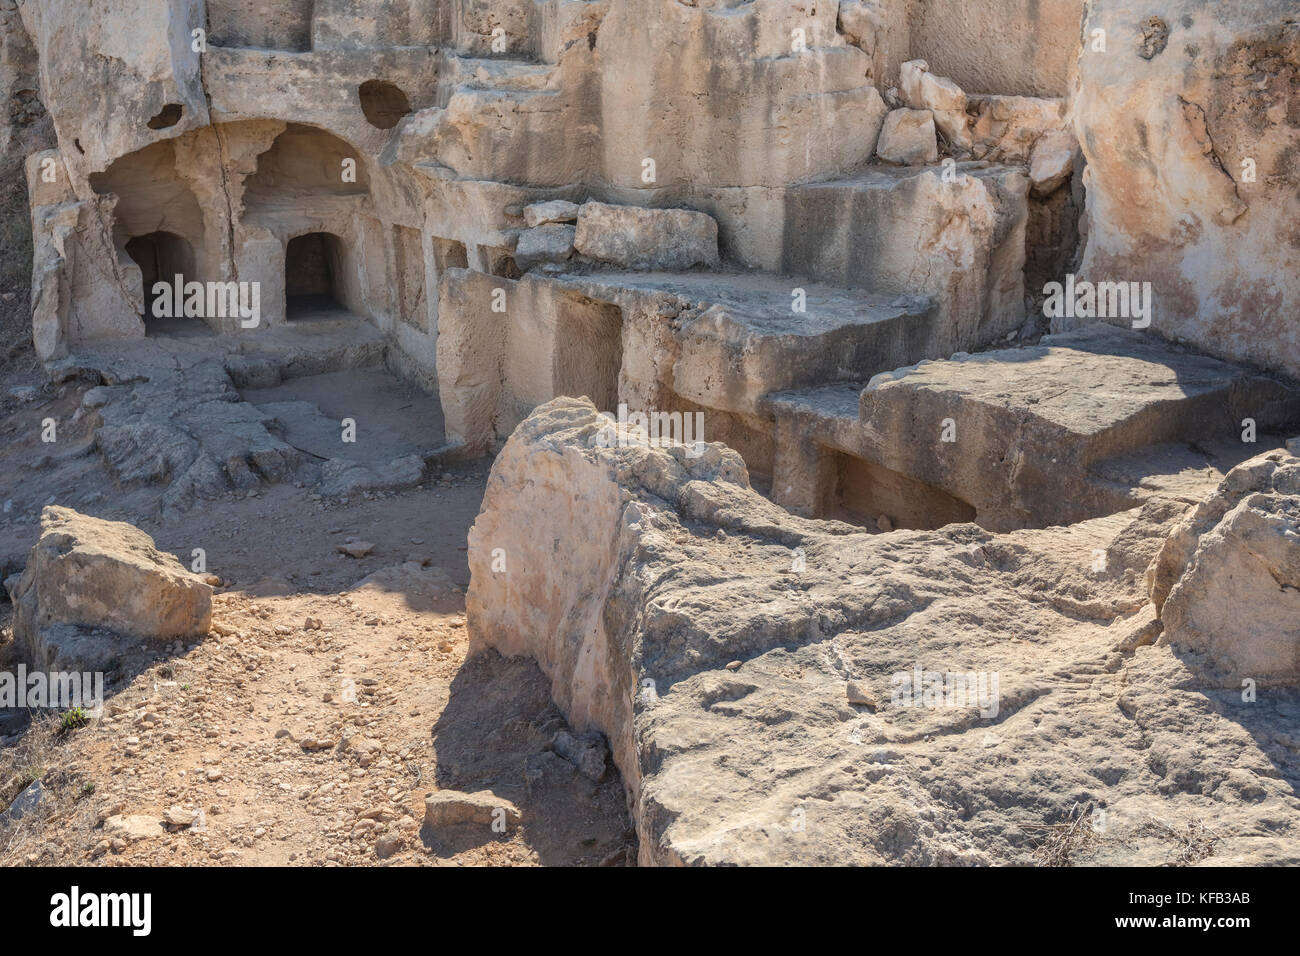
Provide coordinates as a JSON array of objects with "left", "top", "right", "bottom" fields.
[{"left": 0, "top": 369, "right": 637, "bottom": 867}]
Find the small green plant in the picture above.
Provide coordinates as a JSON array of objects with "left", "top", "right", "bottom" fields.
[
  {"left": 59, "top": 707, "right": 89, "bottom": 734},
  {"left": 16, "top": 766, "right": 43, "bottom": 789},
  {"left": 79, "top": 782, "right": 96, "bottom": 798}
]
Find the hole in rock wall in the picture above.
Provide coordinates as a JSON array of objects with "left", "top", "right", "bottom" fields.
[
  {"left": 434, "top": 238, "right": 469, "bottom": 272},
  {"left": 830, "top": 452, "right": 977, "bottom": 531},
  {"left": 285, "top": 232, "right": 348, "bottom": 319},
  {"left": 244, "top": 124, "right": 369, "bottom": 203},
  {"left": 483, "top": 246, "right": 521, "bottom": 280},
  {"left": 678, "top": 399, "right": 775, "bottom": 489},
  {"left": 89, "top": 140, "right": 205, "bottom": 273},
  {"left": 125, "top": 231, "right": 202, "bottom": 333},
  {"left": 147, "top": 104, "right": 184, "bottom": 130},
  {"left": 552, "top": 298, "right": 623, "bottom": 413},
  {"left": 91, "top": 139, "right": 208, "bottom": 334},
  {"left": 359, "top": 80, "right": 413, "bottom": 130}
]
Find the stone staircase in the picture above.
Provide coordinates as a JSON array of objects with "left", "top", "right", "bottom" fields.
[
  {"left": 422, "top": 50, "right": 1298, "bottom": 536},
  {"left": 763, "top": 324, "right": 1300, "bottom": 532}
]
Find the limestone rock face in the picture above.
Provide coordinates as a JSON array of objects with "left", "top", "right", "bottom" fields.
[
  {"left": 18, "top": 0, "right": 209, "bottom": 182},
  {"left": 1072, "top": 1, "right": 1300, "bottom": 378},
  {"left": 1153, "top": 451, "right": 1300, "bottom": 684},
  {"left": 837, "top": 1, "right": 889, "bottom": 83},
  {"left": 7, "top": 507, "right": 213, "bottom": 666},
  {"left": 89, "top": 354, "right": 307, "bottom": 509},
  {"left": 898, "top": 61, "right": 1071, "bottom": 164},
  {"left": 856, "top": 324, "right": 1298, "bottom": 531},
  {"left": 876, "top": 109, "right": 938, "bottom": 165},
  {"left": 514, "top": 224, "right": 576, "bottom": 271},
  {"left": 781, "top": 164, "right": 1030, "bottom": 351},
  {"left": 900, "top": 59, "right": 970, "bottom": 148},
  {"left": 523, "top": 200, "right": 580, "bottom": 228},
  {"left": 595, "top": 1, "right": 889, "bottom": 191},
  {"left": 436, "top": 267, "right": 936, "bottom": 456},
  {"left": 434, "top": 269, "right": 510, "bottom": 456},
  {"left": 467, "top": 398, "right": 1300, "bottom": 866},
  {"left": 968, "top": 94, "right": 1069, "bottom": 164},
  {"left": 207, "top": 0, "right": 318, "bottom": 50},
  {"left": 1029, "top": 128, "right": 1080, "bottom": 197},
  {"left": 0, "top": 3, "right": 52, "bottom": 342},
  {"left": 574, "top": 202, "right": 720, "bottom": 271},
  {"left": 904, "top": 0, "right": 1085, "bottom": 98},
  {"left": 11, "top": 0, "right": 1088, "bottom": 390}
]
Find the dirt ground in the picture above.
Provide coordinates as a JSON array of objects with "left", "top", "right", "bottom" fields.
[{"left": 0, "top": 365, "right": 637, "bottom": 867}]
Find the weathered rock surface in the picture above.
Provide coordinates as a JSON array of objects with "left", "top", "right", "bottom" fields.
[
  {"left": 423, "top": 790, "right": 521, "bottom": 829},
  {"left": 523, "top": 200, "right": 579, "bottom": 228},
  {"left": 42, "top": 326, "right": 431, "bottom": 509},
  {"left": 574, "top": 202, "right": 720, "bottom": 272},
  {"left": 552, "top": 731, "right": 609, "bottom": 783},
  {"left": 1072, "top": 0, "right": 1300, "bottom": 378},
  {"left": 7, "top": 507, "right": 212, "bottom": 669},
  {"left": 0, "top": 780, "right": 44, "bottom": 827},
  {"left": 14, "top": 0, "right": 1293, "bottom": 398},
  {"left": 7, "top": 0, "right": 1299, "bottom": 874},
  {"left": 319, "top": 455, "right": 426, "bottom": 498},
  {"left": 1029, "top": 128, "right": 1080, "bottom": 197},
  {"left": 901, "top": 0, "right": 1085, "bottom": 99},
  {"left": 781, "top": 164, "right": 1030, "bottom": 351},
  {"left": 849, "top": 324, "right": 1299, "bottom": 530},
  {"left": 18, "top": 0, "right": 208, "bottom": 183},
  {"left": 900, "top": 59, "right": 970, "bottom": 149},
  {"left": 1154, "top": 451, "right": 1300, "bottom": 685},
  {"left": 103, "top": 814, "right": 165, "bottom": 843},
  {"left": 436, "top": 266, "right": 936, "bottom": 457},
  {"left": 467, "top": 397, "right": 1300, "bottom": 866},
  {"left": 968, "top": 93, "right": 1069, "bottom": 164},
  {"left": 876, "top": 108, "right": 938, "bottom": 165},
  {"left": 514, "top": 224, "right": 576, "bottom": 271},
  {"left": 836, "top": 0, "right": 887, "bottom": 72},
  {"left": 162, "top": 805, "right": 198, "bottom": 827}
]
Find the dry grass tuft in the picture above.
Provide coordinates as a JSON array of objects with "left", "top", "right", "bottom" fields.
[
  {"left": 0, "top": 714, "right": 100, "bottom": 866},
  {"left": 1145, "top": 815, "right": 1220, "bottom": 867},
  {"left": 1027, "top": 802, "right": 1102, "bottom": 867}
]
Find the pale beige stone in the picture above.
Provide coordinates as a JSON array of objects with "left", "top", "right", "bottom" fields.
[
  {"left": 7, "top": 507, "right": 213, "bottom": 669},
  {"left": 524, "top": 200, "right": 580, "bottom": 228},
  {"left": 423, "top": 790, "right": 521, "bottom": 828},
  {"left": 103, "top": 815, "right": 166, "bottom": 842},
  {"left": 1029, "top": 128, "right": 1080, "bottom": 196},
  {"left": 1152, "top": 451, "right": 1300, "bottom": 684},
  {"left": 467, "top": 397, "right": 1300, "bottom": 865},
  {"left": 1071, "top": 0, "right": 1300, "bottom": 378},
  {"left": 515, "top": 224, "right": 575, "bottom": 270},
  {"left": 876, "top": 108, "right": 938, "bottom": 165},
  {"left": 574, "top": 202, "right": 720, "bottom": 272},
  {"left": 899, "top": 59, "right": 970, "bottom": 149}
]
